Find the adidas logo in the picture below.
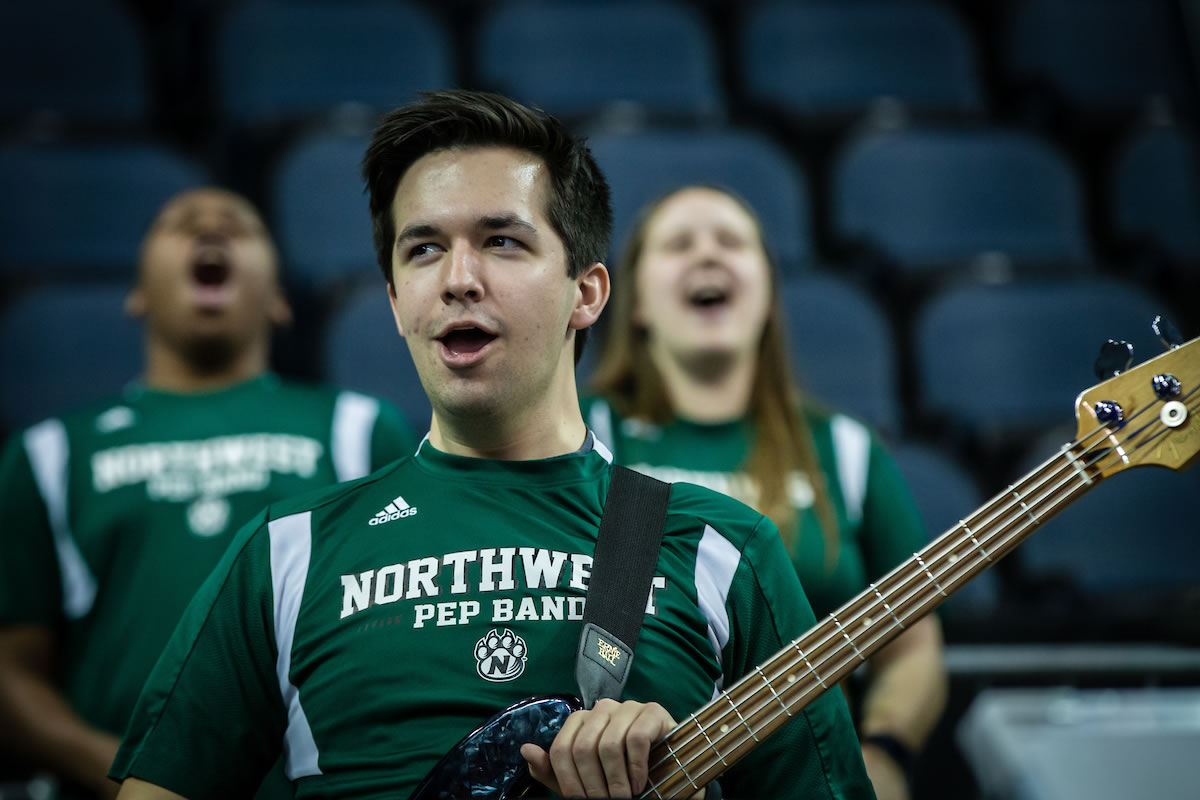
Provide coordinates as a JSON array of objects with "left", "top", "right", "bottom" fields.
[{"left": 369, "top": 494, "right": 418, "bottom": 526}]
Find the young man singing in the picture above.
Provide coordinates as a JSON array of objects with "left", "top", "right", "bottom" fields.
[{"left": 110, "top": 92, "right": 874, "bottom": 799}]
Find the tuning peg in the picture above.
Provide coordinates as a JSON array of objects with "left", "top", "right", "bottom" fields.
[
  {"left": 1094, "top": 339, "right": 1134, "bottom": 380},
  {"left": 1152, "top": 315, "right": 1184, "bottom": 349}
]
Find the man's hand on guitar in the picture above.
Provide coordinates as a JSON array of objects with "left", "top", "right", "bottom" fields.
[{"left": 520, "top": 698, "right": 703, "bottom": 799}]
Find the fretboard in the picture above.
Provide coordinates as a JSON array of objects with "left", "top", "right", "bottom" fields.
[{"left": 640, "top": 439, "right": 1109, "bottom": 798}]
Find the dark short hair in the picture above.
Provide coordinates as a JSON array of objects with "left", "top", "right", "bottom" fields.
[{"left": 362, "top": 90, "right": 611, "bottom": 363}]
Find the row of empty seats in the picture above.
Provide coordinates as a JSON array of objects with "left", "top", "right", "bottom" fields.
[
  {"left": 4, "top": 124, "right": 1196, "bottom": 288},
  {"left": 4, "top": 0, "right": 1194, "bottom": 130}
]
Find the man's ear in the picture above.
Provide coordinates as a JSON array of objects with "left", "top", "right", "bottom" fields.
[
  {"left": 387, "top": 282, "right": 407, "bottom": 338},
  {"left": 569, "top": 262, "right": 609, "bottom": 332}
]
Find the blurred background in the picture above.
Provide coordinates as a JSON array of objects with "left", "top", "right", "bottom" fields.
[{"left": 1, "top": 1, "right": 1199, "bottom": 797}]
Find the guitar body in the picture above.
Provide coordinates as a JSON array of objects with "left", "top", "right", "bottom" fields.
[{"left": 408, "top": 694, "right": 584, "bottom": 800}]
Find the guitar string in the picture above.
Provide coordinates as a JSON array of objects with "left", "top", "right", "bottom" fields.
[{"left": 645, "top": 391, "right": 1196, "bottom": 794}]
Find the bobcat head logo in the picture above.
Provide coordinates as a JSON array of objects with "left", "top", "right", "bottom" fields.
[{"left": 474, "top": 628, "right": 528, "bottom": 682}]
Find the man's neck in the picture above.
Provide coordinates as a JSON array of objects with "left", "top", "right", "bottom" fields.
[
  {"left": 141, "top": 337, "right": 269, "bottom": 393},
  {"left": 654, "top": 347, "right": 756, "bottom": 424},
  {"left": 428, "top": 373, "right": 589, "bottom": 461}
]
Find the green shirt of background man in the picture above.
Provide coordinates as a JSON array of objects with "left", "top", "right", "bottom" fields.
[
  {"left": 0, "top": 374, "right": 415, "bottom": 793},
  {"left": 110, "top": 441, "right": 875, "bottom": 799},
  {"left": 583, "top": 396, "right": 928, "bottom": 621}
]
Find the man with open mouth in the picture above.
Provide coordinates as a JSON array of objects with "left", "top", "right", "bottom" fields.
[{"left": 0, "top": 188, "right": 416, "bottom": 799}]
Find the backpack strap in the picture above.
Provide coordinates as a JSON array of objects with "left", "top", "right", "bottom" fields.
[{"left": 576, "top": 465, "right": 671, "bottom": 709}]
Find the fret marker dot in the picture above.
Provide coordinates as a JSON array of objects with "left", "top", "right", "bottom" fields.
[
  {"left": 787, "top": 673, "right": 797, "bottom": 683},
  {"left": 948, "top": 553, "right": 960, "bottom": 565},
  {"left": 720, "top": 724, "right": 730, "bottom": 734},
  {"left": 862, "top": 617, "right": 873, "bottom": 628}
]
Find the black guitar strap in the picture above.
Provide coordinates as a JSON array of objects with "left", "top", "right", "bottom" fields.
[{"left": 575, "top": 465, "right": 672, "bottom": 709}]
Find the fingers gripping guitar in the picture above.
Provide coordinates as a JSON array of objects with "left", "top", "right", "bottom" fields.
[{"left": 520, "top": 699, "right": 704, "bottom": 799}]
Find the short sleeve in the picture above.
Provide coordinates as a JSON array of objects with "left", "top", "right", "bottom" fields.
[
  {"left": 110, "top": 509, "right": 287, "bottom": 798},
  {"left": 0, "top": 431, "right": 63, "bottom": 628},
  {"left": 860, "top": 435, "right": 929, "bottom": 582},
  {"left": 720, "top": 517, "right": 875, "bottom": 799}
]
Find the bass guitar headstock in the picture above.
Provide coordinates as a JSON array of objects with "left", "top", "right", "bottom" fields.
[{"left": 1075, "top": 317, "right": 1200, "bottom": 477}]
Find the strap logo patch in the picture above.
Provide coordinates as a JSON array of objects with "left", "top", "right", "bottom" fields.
[{"left": 580, "top": 623, "right": 632, "bottom": 683}]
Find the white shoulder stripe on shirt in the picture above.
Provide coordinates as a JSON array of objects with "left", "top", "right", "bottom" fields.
[
  {"left": 586, "top": 398, "right": 616, "bottom": 458},
  {"left": 694, "top": 524, "right": 741, "bottom": 694},
  {"left": 331, "top": 391, "right": 380, "bottom": 482},
  {"left": 830, "top": 414, "right": 870, "bottom": 527},
  {"left": 24, "top": 419, "right": 97, "bottom": 620},
  {"left": 269, "top": 511, "right": 322, "bottom": 778}
]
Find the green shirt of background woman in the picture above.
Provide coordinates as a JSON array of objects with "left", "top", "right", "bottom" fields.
[{"left": 586, "top": 185, "right": 948, "bottom": 800}]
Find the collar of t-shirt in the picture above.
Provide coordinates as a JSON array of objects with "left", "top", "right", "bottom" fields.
[{"left": 412, "top": 429, "right": 603, "bottom": 486}]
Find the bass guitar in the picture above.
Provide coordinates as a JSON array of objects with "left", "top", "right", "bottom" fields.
[{"left": 412, "top": 329, "right": 1200, "bottom": 800}]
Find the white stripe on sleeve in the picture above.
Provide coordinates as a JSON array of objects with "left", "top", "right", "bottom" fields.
[
  {"left": 269, "top": 512, "right": 322, "bottom": 778},
  {"left": 830, "top": 414, "right": 870, "bottom": 527},
  {"left": 694, "top": 524, "right": 741, "bottom": 693},
  {"left": 331, "top": 391, "right": 380, "bottom": 481},
  {"left": 24, "top": 420, "right": 97, "bottom": 620}
]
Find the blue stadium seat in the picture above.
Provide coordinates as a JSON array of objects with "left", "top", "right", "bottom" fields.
[
  {"left": 892, "top": 442, "right": 998, "bottom": 617},
  {"left": 272, "top": 132, "right": 376, "bottom": 289},
  {"left": 893, "top": 443, "right": 985, "bottom": 541},
  {"left": 1111, "top": 127, "right": 1200, "bottom": 265},
  {"left": 216, "top": 2, "right": 453, "bottom": 127},
  {"left": 588, "top": 129, "right": 813, "bottom": 273},
  {"left": 832, "top": 128, "right": 1090, "bottom": 271},
  {"left": 0, "top": 285, "right": 142, "bottom": 432},
  {"left": 779, "top": 274, "right": 899, "bottom": 433},
  {"left": 1006, "top": 0, "right": 1195, "bottom": 116},
  {"left": 321, "top": 283, "right": 430, "bottom": 433},
  {"left": 0, "top": 144, "right": 210, "bottom": 281},
  {"left": 1020, "top": 464, "right": 1200, "bottom": 593},
  {"left": 477, "top": 1, "right": 723, "bottom": 121},
  {"left": 741, "top": 1, "right": 984, "bottom": 120},
  {"left": 913, "top": 278, "right": 1169, "bottom": 434},
  {"left": 0, "top": 0, "right": 147, "bottom": 126}
]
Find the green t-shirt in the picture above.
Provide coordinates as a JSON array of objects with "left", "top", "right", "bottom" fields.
[
  {"left": 111, "top": 439, "right": 874, "bottom": 799},
  {"left": 583, "top": 397, "right": 927, "bottom": 621},
  {"left": 0, "top": 374, "right": 415, "bottom": 745}
]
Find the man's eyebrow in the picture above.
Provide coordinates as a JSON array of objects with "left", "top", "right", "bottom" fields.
[
  {"left": 395, "top": 223, "right": 441, "bottom": 246},
  {"left": 479, "top": 214, "right": 538, "bottom": 235},
  {"left": 394, "top": 216, "right": 538, "bottom": 247}
]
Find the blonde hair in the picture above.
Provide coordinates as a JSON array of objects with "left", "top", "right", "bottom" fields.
[{"left": 589, "top": 186, "right": 838, "bottom": 563}]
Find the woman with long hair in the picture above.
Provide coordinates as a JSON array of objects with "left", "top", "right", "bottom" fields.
[{"left": 585, "top": 185, "right": 947, "bottom": 800}]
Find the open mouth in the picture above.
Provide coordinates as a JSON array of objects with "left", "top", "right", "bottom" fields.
[
  {"left": 192, "top": 260, "right": 229, "bottom": 287},
  {"left": 689, "top": 286, "right": 730, "bottom": 309},
  {"left": 191, "top": 253, "right": 231, "bottom": 287},
  {"left": 439, "top": 327, "right": 498, "bottom": 356},
  {"left": 188, "top": 244, "right": 235, "bottom": 311}
]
